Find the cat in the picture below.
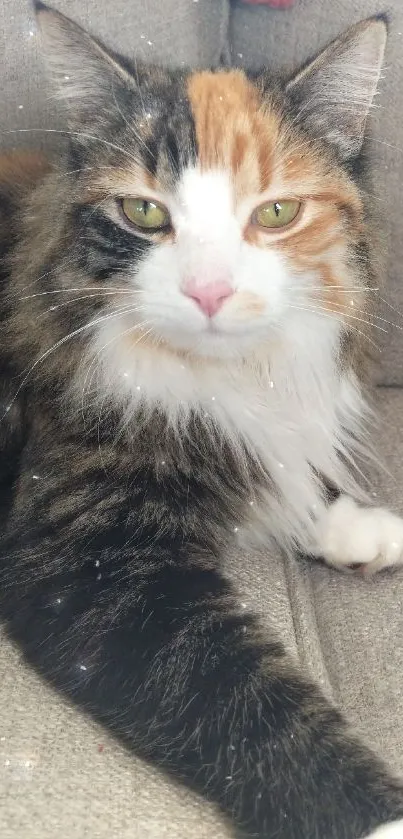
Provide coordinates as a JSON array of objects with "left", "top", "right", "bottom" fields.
[{"left": 0, "top": 3, "right": 403, "bottom": 837}]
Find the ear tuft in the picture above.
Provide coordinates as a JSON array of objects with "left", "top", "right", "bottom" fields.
[{"left": 286, "top": 18, "right": 387, "bottom": 160}]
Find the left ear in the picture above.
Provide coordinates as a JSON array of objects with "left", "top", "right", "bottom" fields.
[
  {"left": 286, "top": 17, "right": 387, "bottom": 160},
  {"left": 34, "top": 2, "right": 137, "bottom": 129}
]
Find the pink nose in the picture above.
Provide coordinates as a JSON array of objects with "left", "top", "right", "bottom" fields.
[{"left": 183, "top": 278, "right": 234, "bottom": 318}]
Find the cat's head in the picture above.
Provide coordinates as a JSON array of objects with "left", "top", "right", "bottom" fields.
[{"left": 34, "top": 4, "right": 386, "bottom": 365}]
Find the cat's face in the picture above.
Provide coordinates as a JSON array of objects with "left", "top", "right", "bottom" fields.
[{"left": 36, "top": 8, "right": 386, "bottom": 363}]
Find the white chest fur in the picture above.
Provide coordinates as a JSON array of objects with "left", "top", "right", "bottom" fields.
[{"left": 81, "top": 309, "right": 369, "bottom": 555}]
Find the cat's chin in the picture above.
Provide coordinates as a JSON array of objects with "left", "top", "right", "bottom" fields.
[
  {"left": 155, "top": 327, "right": 268, "bottom": 361},
  {"left": 150, "top": 317, "right": 274, "bottom": 361}
]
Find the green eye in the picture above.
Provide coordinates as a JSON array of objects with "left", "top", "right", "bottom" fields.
[
  {"left": 121, "top": 197, "right": 171, "bottom": 231},
  {"left": 254, "top": 199, "right": 301, "bottom": 229}
]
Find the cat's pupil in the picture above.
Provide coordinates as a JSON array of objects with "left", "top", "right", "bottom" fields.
[
  {"left": 274, "top": 202, "right": 281, "bottom": 217},
  {"left": 143, "top": 201, "right": 158, "bottom": 217}
]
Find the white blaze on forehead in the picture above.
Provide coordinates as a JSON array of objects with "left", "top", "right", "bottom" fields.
[
  {"left": 172, "top": 167, "right": 242, "bottom": 284},
  {"left": 175, "top": 167, "right": 238, "bottom": 242}
]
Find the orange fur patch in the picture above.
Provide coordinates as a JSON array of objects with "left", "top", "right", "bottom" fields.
[
  {"left": 233, "top": 291, "right": 266, "bottom": 318},
  {"left": 186, "top": 69, "right": 366, "bottom": 316},
  {"left": 187, "top": 70, "right": 280, "bottom": 196}
]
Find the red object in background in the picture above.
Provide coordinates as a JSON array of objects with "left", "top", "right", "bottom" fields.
[{"left": 241, "top": 0, "right": 296, "bottom": 7}]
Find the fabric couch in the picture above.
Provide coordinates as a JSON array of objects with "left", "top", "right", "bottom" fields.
[{"left": 1, "top": 2, "right": 402, "bottom": 837}]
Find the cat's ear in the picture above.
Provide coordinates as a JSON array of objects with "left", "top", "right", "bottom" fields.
[
  {"left": 285, "top": 17, "right": 387, "bottom": 160},
  {"left": 34, "top": 3, "right": 135, "bottom": 125}
]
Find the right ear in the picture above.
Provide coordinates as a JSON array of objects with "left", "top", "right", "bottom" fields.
[
  {"left": 285, "top": 16, "right": 387, "bottom": 160},
  {"left": 34, "top": 2, "right": 136, "bottom": 127}
]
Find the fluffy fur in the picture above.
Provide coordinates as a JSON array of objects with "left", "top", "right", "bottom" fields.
[{"left": 0, "top": 5, "right": 403, "bottom": 838}]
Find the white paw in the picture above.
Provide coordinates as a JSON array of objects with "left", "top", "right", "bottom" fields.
[
  {"left": 364, "top": 820, "right": 403, "bottom": 838},
  {"left": 315, "top": 496, "right": 403, "bottom": 574}
]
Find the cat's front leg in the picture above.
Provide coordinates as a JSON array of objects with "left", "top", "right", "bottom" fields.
[
  {"left": 3, "top": 542, "right": 403, "bottom": 839},
  {"left": 2, "top": 437, "right": 403, "bottom": 838},
  {"left": 313, "top": 495, "right": 403, "bottom": 573}
]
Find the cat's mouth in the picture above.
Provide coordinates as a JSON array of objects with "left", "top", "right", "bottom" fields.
[
  {"left": 118, "top": 294, "right": 272, "bottom": 360},
  {"left": 186, "top": 289, "right": 268, "bottom": 335},
  {"left": 152, "top": 317, "right": 272, "bottom": 360}
]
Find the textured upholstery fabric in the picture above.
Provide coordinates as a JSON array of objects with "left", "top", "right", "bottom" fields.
[
  {"left": 229, "top": 0, "right": 403, "bottom": 384},
  {"left": 1, "top": 1, "right": 403, "bottom": 837}
]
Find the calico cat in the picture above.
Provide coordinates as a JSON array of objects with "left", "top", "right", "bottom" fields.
[{"left": 1, "top": 4, "right": 403, "bottom": 837}]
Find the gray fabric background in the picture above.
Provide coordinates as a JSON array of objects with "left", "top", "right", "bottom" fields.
[{"left": 0, "top": 1, "right": 402, "bottom": 837}]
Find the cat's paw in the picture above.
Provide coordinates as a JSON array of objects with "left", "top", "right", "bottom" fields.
[
  {"left": 363, "top": 820, "right": 403, "bottom": 838},
  {"left": 315, "top": 496, "right": 403, "bottom": 574}
]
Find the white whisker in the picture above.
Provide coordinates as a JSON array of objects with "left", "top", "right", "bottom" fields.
[
  {"left": 2, "top": 127, "right": 142, "bottom": 168},
  {"left": 97, "top": 325, "right": 155, "bottom": 456},
  {"left": 20, "top": 287, "right": 139, "bottom": 301},
  {"left": 110, "top": 76, "right": 155, "bottom": 160},
  {"left": 304, "top": 297, "right": 403, "bottom": 331},
  {"left": 288, "top": 303, "right": 379, "bottom": 350},
  {"left": 376, "top": 293, "right": 403, "bottom": 322},
  {"left": 80, "top": 311, "right": 150, "bottom": 418},
  {"left": 293, "top": 300, "right": 387, "bottom": 333},
  {"left": 42, "top": 293, "right": 145, "bottom": 315},
  {"left": 2, "top": 305, "right": 148, "bottom": 421},
  {"left": 288, "top": 286, "right": 379, "bottom": 293},
  {"left": 92, "top": 322, "right": 154, "bottom": 468}
]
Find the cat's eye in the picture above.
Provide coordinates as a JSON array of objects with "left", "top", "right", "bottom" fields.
[
  {"left": 121, "top": 197, "right": 171, "bottom": 231},
  {"left": 253, "top": 200, "right": 301, "bottom": 230}
]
